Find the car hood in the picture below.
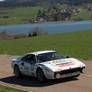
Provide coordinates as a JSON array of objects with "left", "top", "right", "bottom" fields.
[{"left": 40, "top": 58, "right": 85, "bottom": 72}]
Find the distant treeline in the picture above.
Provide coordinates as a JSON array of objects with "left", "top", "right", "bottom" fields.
[{"left": 0, "top": 0, "right": 92, "bottom": 8}]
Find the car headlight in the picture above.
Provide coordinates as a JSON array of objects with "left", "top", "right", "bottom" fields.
[{"left": 81, "top": 68, "right": 86, "bottom": 73}]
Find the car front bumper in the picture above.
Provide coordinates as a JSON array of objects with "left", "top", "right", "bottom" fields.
[{"left": 54, "top": 67, "right": 85, "bottom": 79}]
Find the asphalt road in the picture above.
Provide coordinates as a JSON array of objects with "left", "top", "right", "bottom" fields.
[{"left": 0, "top": 55, "right": 92, "bottom": 92}]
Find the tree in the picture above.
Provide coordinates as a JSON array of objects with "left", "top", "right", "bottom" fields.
[{"left": 28, "top": 27, "right": 48, "bottom": 37}]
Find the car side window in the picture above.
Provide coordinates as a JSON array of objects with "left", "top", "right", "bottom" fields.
[
  {"left": 21, "top": 54, "right": 36, "bottom": 64},
  {"left": 21, "top": 55, "right": 28, "bottom": 61}
]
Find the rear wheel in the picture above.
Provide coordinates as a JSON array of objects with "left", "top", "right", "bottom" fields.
[
  {"left": 14, "top": 65, "right": 22, "bottom": 78},
  {"left": 37, "top": 68, "right": 46, "bottom": 82}
]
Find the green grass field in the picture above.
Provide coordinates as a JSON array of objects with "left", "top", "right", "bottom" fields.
[
  {"left": 0, "top": 30, "right": 92, "bottom": 60},
  {"left": 0, "top": 7, "right": 43, "bottom": 25},
  {"left": 72, "top": 12, "right": 92, "bottom": 21},
  {"left": 0, "top": 85, "right": 24, "bottom": 92}
]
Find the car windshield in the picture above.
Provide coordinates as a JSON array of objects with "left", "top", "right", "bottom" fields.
[{"left": 37, "top": 52, "right": 65, "bottom": 63}]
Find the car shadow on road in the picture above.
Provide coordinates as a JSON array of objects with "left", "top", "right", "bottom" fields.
[{"left": 0, "top": 76, "right": 78, "bottom": 87}]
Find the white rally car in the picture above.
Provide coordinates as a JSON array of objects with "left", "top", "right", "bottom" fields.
[{"left": 11, "top": 50, "right": 85, "bottom": 81}]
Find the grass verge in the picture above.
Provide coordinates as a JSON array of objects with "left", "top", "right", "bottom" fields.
[
  {"left": 72, "top": 12, "right": 92, "bottom": 21},
  {"left": 0, "top": 85, "right": 25, "bottom": 92},
  {"left": 0, "top": 30, "right": 92, "bottom": 60}
]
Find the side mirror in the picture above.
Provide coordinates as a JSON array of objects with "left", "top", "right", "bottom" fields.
[{"left": 66, "top": 56, "right": 70, "bottom": 58}]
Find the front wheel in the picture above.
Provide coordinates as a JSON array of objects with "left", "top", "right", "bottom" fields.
[
  {"left": 14, "top": 65, "right": 22, "bottom": 78},
  {"left": 37, "top": 68, "right": 46, "bottom": 82}
]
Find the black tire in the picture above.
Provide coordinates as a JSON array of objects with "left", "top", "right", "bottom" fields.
[
  {"left": 14, "top": 65, "right": 22, "bottom": 78},
  {"left": 37, "top": 68, "right": 46, "bottom": 82}
]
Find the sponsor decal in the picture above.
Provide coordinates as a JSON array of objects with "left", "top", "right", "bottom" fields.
[
  {"left": 53, "top": 59, "right": 68, "bottom": 64},
  {"left": 52, "top": 59, "right": 74, "bottom": 67},
  {"left": 58, "top": 63, "right": 74, "bottom": 67},
  {"left": 53, "top": 59, "right": 63, "bottom": 62}
]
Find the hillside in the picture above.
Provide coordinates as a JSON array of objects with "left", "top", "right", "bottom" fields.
[
  {"left": 0, "top": 30, "right": 92, "bottom": 60},
  {"left": 0, "top": 0, "right": 92, "bottom": 25},
  {"left": 0, "top": 0, "right": 92, "bottom": 8},
  {"left": 0, "top": 7, "right": 43, "bottom": 25}
]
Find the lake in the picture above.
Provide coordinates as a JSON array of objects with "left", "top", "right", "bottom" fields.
[{"left": 0, "top": 20, "right": 92, "bottom": 34}]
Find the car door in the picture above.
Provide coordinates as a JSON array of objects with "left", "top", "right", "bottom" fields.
[{"left": 20, "top": 54, "right": 36, "bottom": 76}]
